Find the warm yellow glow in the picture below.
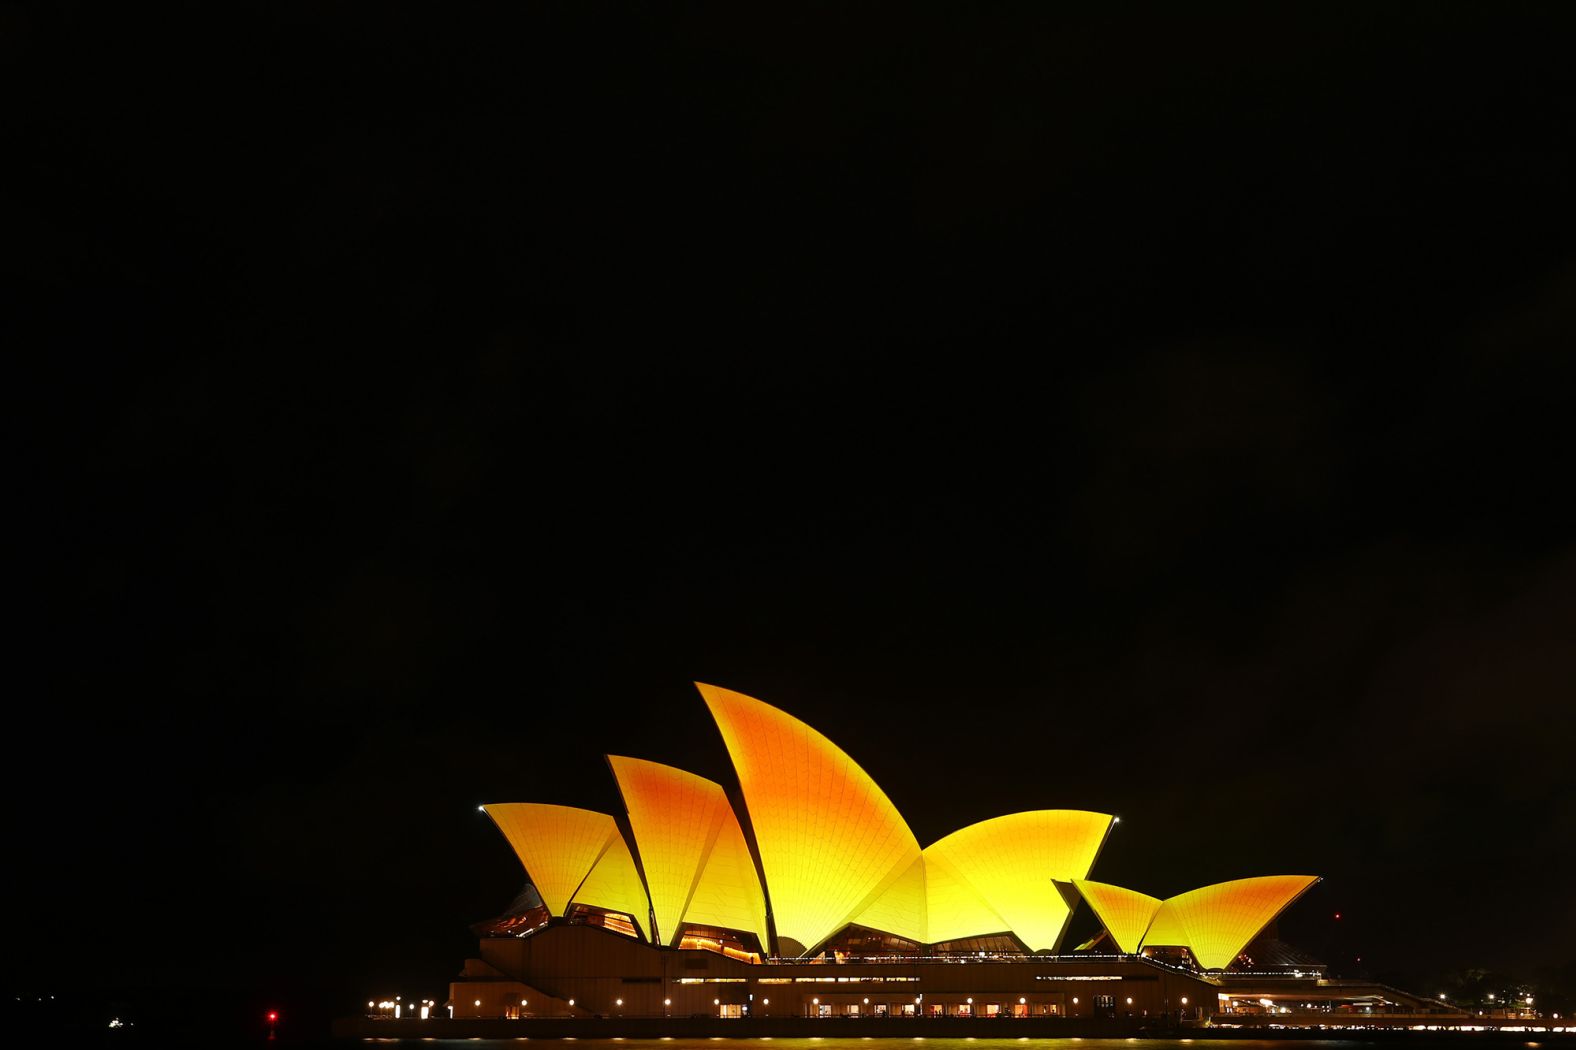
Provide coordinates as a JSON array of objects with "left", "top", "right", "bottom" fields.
[
  {"left": 923, "top": 810, "right": 1114, "bottom": 951},
  {"left": 499, "top": 686, "right": 1309, "bottom": 964},
  {"left": 481, "top": 801, "right": 652, "bottom": 940},
  {"left": 697, "top": 682, "right": 919, "bottom": 953},
  {"left": 684, "top": 801, "right": 771, "bottom": 951},
  {"left": 1139, "top": 891, "right": 1189, "bottom": 948},
  {"left": 570, "top": 830, "right": 651, "bottom": 941},
  {"left": 848, "top": 854, "right": 929, "bottom": 943},
  {"left": 1072, "top": 878, "right": 1162, "bottom": 954},
  {"left": 914, "top": 847, "right": 1006, "bottom": 945},
  {"left": 698, "top": 686, "right": 1112, "bottom": 952},
  {"left": 1140, "top": 874, "right": 1320, "bottom": 969},
  {"left": 607, "top": 755, "right": 703, "bottom": 944},
  {"left": 482, "top": 802, "right": 622, "bottom": 916},
  {"left": 608, "top": 755, "right": 768, "bottom": 947}
]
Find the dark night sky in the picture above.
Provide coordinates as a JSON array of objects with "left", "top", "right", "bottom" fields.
[{"left": 8, "top": 0, "right": 1575, "bottom": 1023}]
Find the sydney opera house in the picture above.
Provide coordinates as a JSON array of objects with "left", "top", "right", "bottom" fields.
[{"left": 447, "top": 683, "right": 1442, "bottom": 1025}]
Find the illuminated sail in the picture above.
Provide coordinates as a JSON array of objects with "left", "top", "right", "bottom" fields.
[
  {"left": 697, "top": 682, "right": 920, "bottom": 953},
  {"left": 1140, "top": 874, "right": 1320, "bottom": 969},
  {"left": 482, "top": 801, "right": 652, "bottom": 939},
  {"left": 569, "top": 830, "right": 651, "bottom": 940},
  {"left": 919, "top": 848, "right": 1009, "bottom": 945},
  {"left": 924, "top": 810, "right": 1114, "bottom": 951},
  {"left": 847, "top": 855, "right": 929, "bottom": 943},
  {"left": 1072, "top": 878, "right": 1162, "bottom": 953},
  {"left": 482, "top": 802, "right": 620, "bottom": 916},
  {"left": 608, "top": 755, "right": 767, "bottom": 947}
]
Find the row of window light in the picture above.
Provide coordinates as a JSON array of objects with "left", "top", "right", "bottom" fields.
[
  {"left": 454, "top": 991, "right": 1189, "bottom": 1014},
  {"left": 463, "top": 994, "right": 1168, "bottom": 1012},
  {"left": 371, "top": 998, "right": 437, "bottom": 1019},
  {"left": 798, "top": 995, "right": 1152, "bottom": 1007}
]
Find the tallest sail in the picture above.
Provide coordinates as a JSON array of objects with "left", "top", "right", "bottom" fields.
[{"left": 696, "top": 682, "right": 920, "bottom": 954}]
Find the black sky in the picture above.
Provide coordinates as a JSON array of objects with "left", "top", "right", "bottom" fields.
[{"left": 8, "top": 0, "right": 1576, "bottom": 1022}]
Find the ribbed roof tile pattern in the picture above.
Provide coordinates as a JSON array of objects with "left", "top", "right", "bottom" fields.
[
  {"left": 847, "top": 855, "right": 929, "bottom": 944},
  {"left": 925, "top": 810, "right": 1114, "bottom": 952},
  {"left": 698, "top": 682, "right": 921, "bottom": 954},
  {"left": 1072, "top": 878, "right": 1162, "bottom": 954},
  {"left": 483, "top": 803, "right": 618, "bottom": 917},
  {"left": 918, "top": 849, "right": 1011, "bottom": 945},
  {"left": 608, "top": 755, "right": 767, "bottom": 947},
  {"left": 1140, "top": 874, "right": 1319, "bottom": 969},
  {"left": 1139, "top": 891, "right": 1189, "bottom": 948},
  {"left": 683, "top": 805, "right": 771, "bottom": 949},
  {"left": 569, "top": 830, "right": 651, "bottom": 941}
]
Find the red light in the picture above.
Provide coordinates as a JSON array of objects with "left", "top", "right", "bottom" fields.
[
  {"left": 267, "top": 1012, "right": 278, "bottom": 1022},
  {"left": 1333, "top": 913, "right": 1341, "bottom": 920}
]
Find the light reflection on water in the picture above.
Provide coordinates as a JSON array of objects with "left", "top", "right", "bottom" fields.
[{"left": 356, "top": 1041, "right": 1443, "bottom": 1050}]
